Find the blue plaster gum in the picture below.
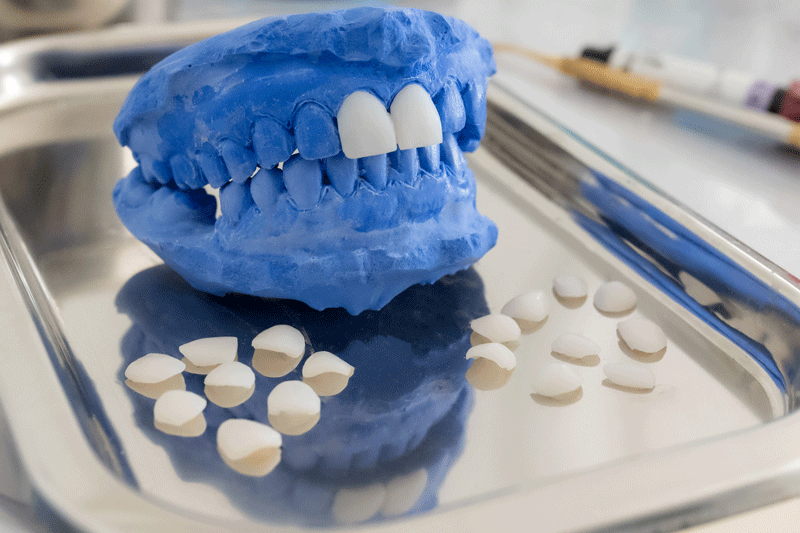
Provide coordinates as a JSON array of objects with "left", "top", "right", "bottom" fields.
[{"left": 113, "top": 7, "right": 497, "bottom": 314}]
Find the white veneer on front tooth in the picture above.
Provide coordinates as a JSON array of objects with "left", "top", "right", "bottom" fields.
[
  {"left": 337, "top": 91, "right": 397, "bottom": 159},
  {"left": 390, "top": 84, "right": 443, "bottom": 150}
]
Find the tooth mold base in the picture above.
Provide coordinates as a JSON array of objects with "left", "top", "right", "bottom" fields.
[{"left": 113, "top": 6, "right": 498, "bottom": 314}]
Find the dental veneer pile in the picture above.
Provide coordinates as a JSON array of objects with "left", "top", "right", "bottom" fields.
[
  {"left": 125, "top": 324, "right": 354, "bottom": 477},
  {"left": 465, "top": 276, "right": 667, "bottom": 399}
]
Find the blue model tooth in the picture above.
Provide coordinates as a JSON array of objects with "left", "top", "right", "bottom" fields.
[
  {"left": 168, "top": 154, "right": 196, "bottom": 190},
  {"left": 440, "top": 133, "right": 465, "bottom": 177},
  {"left": 253, "top": 117, "right": 295, "bottom": 169},
  {"left": 250, "top": 167, "right": 283, "bottom": 212},
  {"left": 196, "top": 150, "right": 230, "bottom": 188},
  {"left": 360, "top": 154, "right": 388, "bottom": 190},
  {"left": 283, "top": 154, "right": 323, "bottom": 210},
  {"left": 219, "top": 180, "right": 254, "bottom": 223},
  {"left": 457, "top": 83, "right": 487, "bottom": 153},
  {"left": 139, "top": 155, "right": 171, "bottom": 185},
  {"left": 219, "top": 140, "right": 257, "bottom": 183},
  {"left": 113, "top": 7, "right": 498, "bottom": 314},
  {"left": 394, "top": 149, "right": 420, "bottom": 184},
  {"left": 324, "top": 153, "right": 358, "bottom": 197},
  {"left": 434, "top": 81, "right": 467, "bottom": 133},
  {"left": 294, "top": 103, "right": 341, "bottom": 160},
  {"left": 113, "top": 167, "right": 156, "bottom": 209},
  {"left": 418, "top": 145, "right": 440, "bottom": 174}
]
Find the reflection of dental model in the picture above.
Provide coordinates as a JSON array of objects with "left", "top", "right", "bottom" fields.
[
  {"left": 217, "top": 419, "right": 282, "bottom": 476},
  {"left": 125, "top": 353, "right": 186, "bottom": 399},
  {"left": 268, "top": 381, "right": 321, "bottom": 435},
  {"left": 332, "top": 483, "right": 387, "bottom": 525},
  {"left": 204, "top": 361, "right": 256, "bottom": 407},
  {"left": 465, "top": 342, "right": 516, "bottom": 390},
  {"left": 302, "top": 351, "right": 354, "bottom": 397},
  {"left": 251, "top": 325, "right": 306, "bottom": 378},
  {"left": 178, "top": 336, "right": 238, "bottom": 374},
  {"left": 154, "top": 390, "right": 208, "bottom": 437},
  {"left": 112, "top": 7, "right": 498, "bottom": 314},
  {"left": 381, "top": 468, "right": 429, "bottom": 517}
]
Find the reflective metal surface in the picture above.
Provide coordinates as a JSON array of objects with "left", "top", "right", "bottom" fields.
[{"left": 1, "top": 22, "right": 800, "bottom": 533}]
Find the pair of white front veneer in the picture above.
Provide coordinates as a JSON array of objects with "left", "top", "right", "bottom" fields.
[{"left": 338, "top": 84, "right": 443, "bottom": 160}]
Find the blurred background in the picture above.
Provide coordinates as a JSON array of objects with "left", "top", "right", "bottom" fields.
[{"left": 0, "top": 1, "right": 799, "bottom": 531}]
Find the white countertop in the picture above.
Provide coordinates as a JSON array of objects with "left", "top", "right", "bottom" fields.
[{"left": 1, "top": 0, "right": 799, "bottom": 531}]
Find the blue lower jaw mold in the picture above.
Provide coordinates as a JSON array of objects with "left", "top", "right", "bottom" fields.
[{"left": 112, "top": 7, "right": 498, "bottom": 314}]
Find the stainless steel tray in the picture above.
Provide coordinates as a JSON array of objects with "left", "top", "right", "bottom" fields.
[{"left": 2, "top": 21, "right": 800, "bottom": 533}]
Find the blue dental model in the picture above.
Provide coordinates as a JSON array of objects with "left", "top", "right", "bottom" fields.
[{"left": 113, "top": 7, "right": 497, "bottom": 314}]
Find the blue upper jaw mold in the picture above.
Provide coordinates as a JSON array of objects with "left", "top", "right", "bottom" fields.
[{"left": 113, "top": 7, "right": 498, "bottom": 314}]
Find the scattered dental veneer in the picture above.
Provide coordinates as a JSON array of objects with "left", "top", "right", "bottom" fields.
[
  {"left": 124, "top": 353, "right": 186, "bottom": 399},
  {"left": 153, "top": 390, "right": 207, "bottom": 437},
  {"left": 465, "top": 343, "right": 516, "bottom": 391},
  {"left": 500, "top": 290, "right": 549, "bottom": 327},
  {"left": 617, "top": 317, "right": 667, "bottom": 354},
  {"left": 267, "top": 381, "right": 321, "bottom": 435},
  {"left": 532, "top": 364, "right": 582, "bottom": 398},
  {"left": 553, "top": 275, "right": 588, "bottom": 300},
  {"left": 302, "top": 351, "right": 354, "bottom": 397},
  {"left": 332, "top": 483, "right": 387, "bottom": 525},
  {"left": 178, "top": 336, "right": 238, "bottom": 375},
  {"left": 603, "top": 362, "right": 655, "bottom": 391},
  {"left": 593, "top": 281, "right": 637, "bottom": 314},
  {"left": 381, "top": 468, "right": 428, "bottom": 517},
  {"left": 470, "top": 314, "right": 521, "bottom": 347},
  {"left": 551, "top": 333, "right": 601, "bottom": 362},
  {"left": 204, "top": 361, "right": 256, "bottom": 407},
  {"left": 216, "top": 419, "right": 282, "bottom": 476},
  {"left": 251, "top": 325, "right": 306, "bottom": 378}
]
